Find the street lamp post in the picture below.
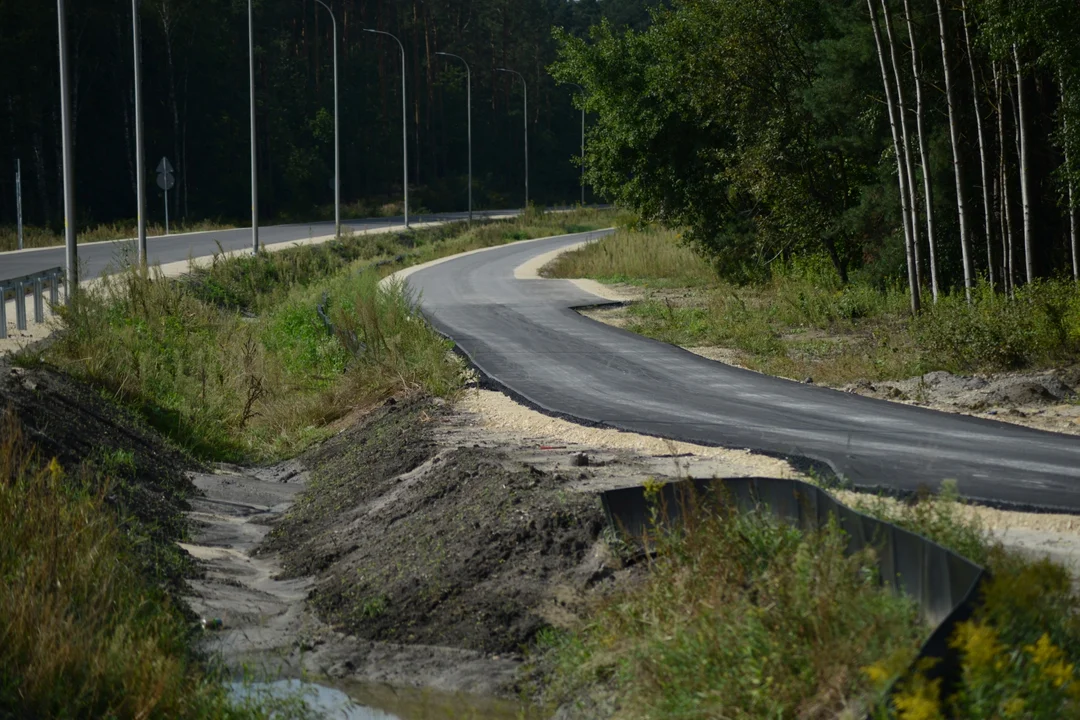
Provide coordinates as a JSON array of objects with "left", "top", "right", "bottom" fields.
[
  {"left": 314, "top": 0, "right": 340, "bottom": 236},
  {"left": 132, "top": 0, "right": 147, "bottom": 264},
  {"left": 56, "top": 0, "right": 77, "bottom": 294},
  {"left": 496, "top": 67, "right": 527, "bottom": 210},
  {"left": 364, "top": 28, "right": 408, "bottom": 228},
  {"left": 567, "top": 83, "right": 585, "bottom": 207},
  {"left": 248, "top": 0, "right": 259, "bottom": 252},
  {"left": 435, "top": 51, "right": 471, "bottom": 223}
]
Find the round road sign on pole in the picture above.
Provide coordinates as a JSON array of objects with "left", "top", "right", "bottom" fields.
[{"left": 156, "top": 157, "right": 175, "bottom": 234}]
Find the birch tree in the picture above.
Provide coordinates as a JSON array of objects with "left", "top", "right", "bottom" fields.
[
  {"left": 881, "top": 0, "right": 922, "bottom": 290},
  {"left": 962, "top": 1, "right": 995, "bottom": 288},
  {"left": 1013, "top": 44, "right": 1034, "bottom": 283},
  {"left": 903, "top": 0, "right": 939, "bottom": 301},
  {"left": 869, "top": 0, "right": 920, "bottom": 313},
  {"left": 935, "top": 0, "right": 974, "bottom": 301}
]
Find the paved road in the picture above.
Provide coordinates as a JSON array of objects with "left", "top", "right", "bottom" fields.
[
  {"left": 0, "top": 210, "right": 513, "bottom": 281},
  {"left": 405, "top": 230, "right": 1080, "bottom": 511}
]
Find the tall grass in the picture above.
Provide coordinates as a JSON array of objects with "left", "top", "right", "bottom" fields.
[
  {"left": 41, "top": 210, "right": 619, "bottom": 461},
  {"left": 538, "top": 491, "right": 924, "bottom": 719},
  {"left": 0, "top": 418, "right": 262, "bottom": 718},
  {"left": 542, "top": 225, "right": 716, "bottom": 286}
]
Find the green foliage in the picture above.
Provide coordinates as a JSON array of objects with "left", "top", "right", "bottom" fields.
[
  {"left": 553, "top": 0, "right": 885, "bottom": 283},
  {"left": 538, "top": 496, "right": 924, "bottom": 718},
  {"left": 915, "top": 281, "right": 1080, "bottom": 371}
]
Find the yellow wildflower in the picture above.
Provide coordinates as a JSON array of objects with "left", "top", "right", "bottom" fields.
[
  {"left": 1044, "top": 660, "right": 1075, "bottom": 689},
  {"left": 1025, "top": 633, "right": 1064, "bottom": 667},
  {"left": 862, "top": 662, "right": 891, "bottom": 688},
  {"left": 893, "top": 676, "right": 944, "bottom": 720},
  {"left": 950, "top": 621, "right": 1003, "bottom": 671},
  {"left": 1002, "top": 697, "right": 1025, "bottom": 717}
]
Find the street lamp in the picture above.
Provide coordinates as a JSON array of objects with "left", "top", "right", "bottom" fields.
[
  {"left": 132, "top": 0, "right": 147, "bottom": 264},
  {"left": 314, "top": 0, "right": 340, "bottom": 236},
  {"left": 364, "top": 28, "right": 408, "bottom": 228},
  {"left": 496, "top": 67, "right": 527, "bottom": 210},
  {"left": 435, "top": 51, "right": 471, "bottom": 223},
  {"left": 56, "top": 0, "right": 77, "bottom": 294},
  {"left": 566, "top": 82, "right": 585, "bottom": 207},
  {"left": 248, "top": 0, "right": 259, "bottom": 252}
]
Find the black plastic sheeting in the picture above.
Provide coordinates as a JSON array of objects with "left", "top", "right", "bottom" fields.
[{"left": 600, "top": 477, "right": 990, "bottom": 715}]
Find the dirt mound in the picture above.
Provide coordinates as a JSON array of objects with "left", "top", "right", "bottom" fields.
[
  {"left": 1, "top": 359, "right": 196, "bottom": 583},
  {"left": 840, "top": 367, "right": 1080, "bottom": 434},
  {"left": 263, "top": 397, "right": 606, "bottom": 655}
]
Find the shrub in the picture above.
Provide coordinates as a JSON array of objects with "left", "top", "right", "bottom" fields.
[{"left": 915, "top": 280, "right": 1080, "bottom": 372}]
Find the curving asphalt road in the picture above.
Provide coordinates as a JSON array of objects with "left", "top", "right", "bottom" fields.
[
  {"left": 404, "top": 230, "right": 1080, "bottom": 512},
  {"left": 0, "top": 210, "right": 514, "bottom": 281}
]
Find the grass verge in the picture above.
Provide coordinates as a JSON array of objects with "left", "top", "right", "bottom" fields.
[
  {"left": 29, "top": 208, "right": 623, "bottom": 462},
  {"left": 543, "top": 227, "right": 1080, "bottom": 385}
]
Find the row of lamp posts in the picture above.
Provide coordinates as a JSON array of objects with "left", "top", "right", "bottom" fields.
[{"left": 50, "top": 0, "right": 585, "bottom": 297}]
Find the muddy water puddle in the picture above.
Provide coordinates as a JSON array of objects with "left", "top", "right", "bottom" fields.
[{"left": 231, "top": 678, "right": 544, "bottom": 719}]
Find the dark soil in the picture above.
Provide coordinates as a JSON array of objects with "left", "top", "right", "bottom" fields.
[
  {"left": 262, "top": 396, "right": 606, "bottom": 655},
  {"left": 0, "top": 358, "right": 197, "bottom": 585}
]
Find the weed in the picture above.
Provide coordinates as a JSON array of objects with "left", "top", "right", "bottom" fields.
[
  {"left": 538, "top": 493, "right": 924, "bottom": 718},
  {"left": 0, "top": 417, "right": 272, "bottom": 718}
]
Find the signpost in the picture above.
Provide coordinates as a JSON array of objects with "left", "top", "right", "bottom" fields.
[
  {"left": 156, "top": 157, "right": 175, "bottom": 234},
  {"left": 15, "top": 159, "right": 23, "bottom": 250}
]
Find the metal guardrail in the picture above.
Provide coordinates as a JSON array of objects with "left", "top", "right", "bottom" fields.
[
  {"left": 601, "top": 477, "right": 988, "bottom": 714},
  {"left": 0, "top": 267, "right": 66, "bottom": 339}
]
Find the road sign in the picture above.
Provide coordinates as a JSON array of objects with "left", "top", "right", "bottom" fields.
[{"left": 156, "top": 157, "right": 175, "bottom": 234}]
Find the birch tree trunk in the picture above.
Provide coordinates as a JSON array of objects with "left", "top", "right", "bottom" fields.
[
  {"left": 882, "top": 0, "right": 922, "bottom": 290},
  {"left": 1067, "top": 115, "right": 1078, "bottom": 280},
  {"left": 997, "top": 63, "right": 1016, "bottom": 295},
  {"left": 903, "top": 0, "right": 938, "bottom": 301},
  {"left": 962, "top": 2, "right": 995, "bottom": 289},
  {"left": 869, "top": 0, "right": 920, "bottom": 314},
  {"left": 935, "top": 0, "right": 974, "bottom": 301},
  {"left": 1013, "top": 45, "right": 1034, "bottom": 283}
]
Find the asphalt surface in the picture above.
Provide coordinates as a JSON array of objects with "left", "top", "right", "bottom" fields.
[
  {"left": 0, "top": 210, "right": 512, "bottom": 281},
  {"left": 405, "top": 230, "right": 1080, "bottom": 512}
]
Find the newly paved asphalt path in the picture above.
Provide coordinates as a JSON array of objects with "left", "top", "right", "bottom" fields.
[
  {"left": 0, "top": 210, "right": 510, "bottom": 280},
  {"left": 405, "top": 230, "right": 1080, "bottom": 511}
]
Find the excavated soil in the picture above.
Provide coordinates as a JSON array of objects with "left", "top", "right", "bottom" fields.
[
  {"left": 840, "top": 367, "right": 1080, "bottom": 435},
  {"left": 0, "top": 358, "right": 196, "bottom": 584},
  {"left": 262, "top": 396, "right": 608, "bottom": 655}
]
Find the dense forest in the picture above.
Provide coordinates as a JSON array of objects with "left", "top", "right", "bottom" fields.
[
  {"left": 554, "top": 0, "right": 1080, "bottom": 304},
  {"left": 0, "top": 0, "right": 657, "bottom": 230}
]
